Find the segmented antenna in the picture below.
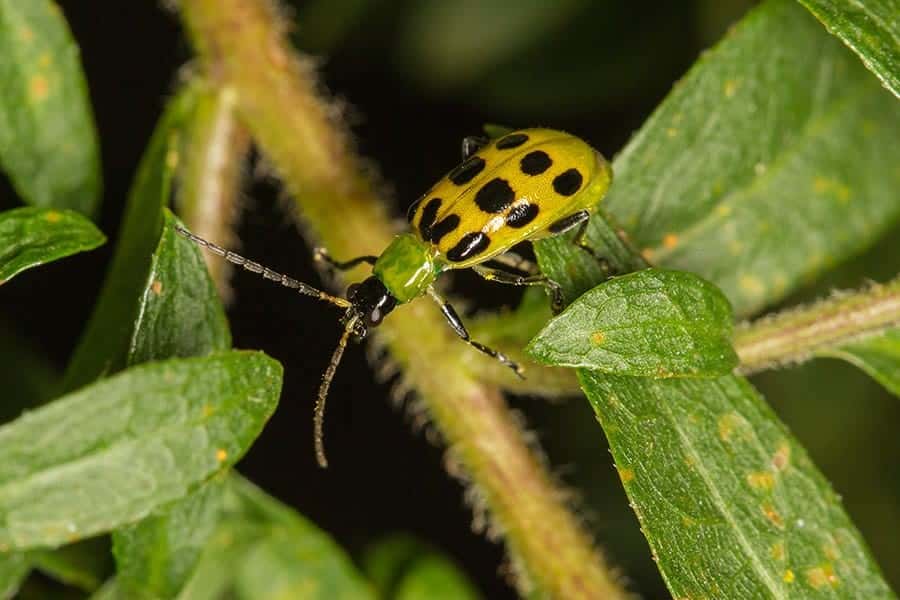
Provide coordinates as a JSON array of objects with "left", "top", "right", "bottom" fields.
[
  {"left": 315, "top": 314, "right": 358, "bottom": 468},
  {"left": 174, "top": 224, "right": 350, "bottom": 308}
]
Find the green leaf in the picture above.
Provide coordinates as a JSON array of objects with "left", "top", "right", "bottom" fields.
[
  {"left": 527, "top": 269, "right": 737, "bottom": 377},
  {"left": 61, "top": 85, "right": 199, "bottom": 392},
  {"left": 797, "top": 0, "right": 900, "bottom": 99},
  {"left": 0, "top": 351, "right": 281, "bottom": 550},
  {"left": 127, "top": 209, "right": 231, "bottom": 365},
  {"left": 818, "top": 327, "right": 900, "bottom": 397},
  {"left": 112, "top": 204, "right": 232, "bottom": 598},
  {"left": 112, "top": 478, "right": 226, "bottom": 599},
  {"left": 598, "top": 0, "right": 900, "bottom": 316},
  {"left": 577, "top": 371, "right": 894, "bottom": 598},
  {"left": 0, "top": 552, "right": 29, "bottom": 599},
  {"left": 177, "top": 476, "right": 376, "bottom": 600},
  {"left": 0, "top": 0, "right": 101, "bottom": 214},
  {"left": 362, "top": 534, "right": 481, "bottom": 600},
  {"left": 0, "top": 207, "right": 104, "bottom": 283}
]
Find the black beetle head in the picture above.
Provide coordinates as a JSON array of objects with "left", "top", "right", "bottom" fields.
[{"left": 346, "top": 277, "right": 397, "bottom": 328}]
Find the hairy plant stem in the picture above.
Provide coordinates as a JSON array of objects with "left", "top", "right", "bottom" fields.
[
  {"left": 178, "top": 1, "right": 626, "bottom": 597},
  {"left": 176, "top": 84, "right": 249, "bottom": 303},
  {"left": 734, "top": 277, "right": 900, "bottom": 374}
]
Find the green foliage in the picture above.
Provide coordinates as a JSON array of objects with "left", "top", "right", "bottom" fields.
[
  {"left": 0, "top": 206, "right": 104, "bottom": 283},
  {"left": 820, "top": 328, "right": 900, "bottom": 397},
  {"left": 0, "top": 351, "right": 281, "bottom": 549},
  {"left": 30, "top": 538, "right": 112, "bottom": 591},
  {"left": 532, "top": 2, "right": 898, "bottom": 595},
  {"left": 362, "top": 534, "right": 481, "bottom": 600},
  {"left": 62, "top": 87, "right": 198, "bottom": 392},
  {"left": 599, "top": 0, "right": 899, "bottom": 317},
  {"left": 177, "top": 476, "right": 376, "bottom": 600},
  {"left": 797, "top": 0, "right": 900, "bottom": 98},
  {"left": 127, "top": 210, "right": 231, "bottom": 365},
  {"left": 527, "top": 268, "right": 737, "bottom": 377},
  {"left": 0, "top": 0, "right": 101, "bottom": 215}
]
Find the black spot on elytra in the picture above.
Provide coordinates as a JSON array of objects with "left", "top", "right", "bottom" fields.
[
  {"left": 520, "top": 150, "right": 552, "bottom": 175},
  {"left": 448, "top": 156, "right": 486, "bottom": 185},
  {"left": 496, "top": 133, "right": 529, "bottom": 149},
  {"left": 552, "top": 169, "right": 583, "bottom": 196},
  {"left": 475, "top": 178, "right": 515, "bottom": 213},
  {"left": 406, "top": 197, "right": 423, "bottom": 222},
  {"left": 506, "top": 203, "right": 539, "bottom": 228},
  {"left": 429, "top": 214, "right": 460, "bottom": 244},
  {"left": 417, "top": 198, "right": 441, "bottom": 239},
  {"left": 447, "top": 232, "right": 491, "bottom": 262}
]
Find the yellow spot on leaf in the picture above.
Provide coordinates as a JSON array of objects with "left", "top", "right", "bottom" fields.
[
  {"left": 717, "top": 412, "right": 748, "bottom": 442},
  {"left": 641, "top": 247, "right": 655, "bottom": 262},
  {"left": 747, "top": 471, "right": 775, "bottom": 490},
  {"left": 591, "top": 331, "right": 605, "bottom": 345},
  {"left": 739, "top": 275, "right": 764, "bottom": 296},
  {"left": 666, "top": 127, "right": 678, "bottom": 138},
  {"left": 783, "top": 569, "right": 795, "bottom": 583},
  {"left": 723, "top": 79, "right": 738, "bottom": 97},
  {"left": 151, "top": 280, "right": 163, "bottom": 295},
  {"left": 761, "top": 503, "right": 784, "bottom": 528},
  {"left": 716, "top": 204, "right": 732, "bottom": 217},
  {"left": 29, "top": 75, "right": 49, "bottom": 102},
  {"left": 682, "top": 515, "right": 696, "bottom": 527},
  {"left": 771, "top": 542, "right": 785, "bottom": 561},
  {"left": 202, "top": 403, "right": 214, "bottom": 417},
  {"left": 806, "top": 564, "right": 838, "bottom": 589},
  {"left": 823, "top": 542, "right": 840, "bottom": 561},
  {"left": 618, "top": 468, "right": 634, "bottom": 483},
  {"left": 45, "top": 211, "right": 61, "bottom": 223},
  {"left": 662, "top": 233, "right": 679, "bottom": 249},
  {"left": 38, "top": 53, "right": 52, "bottom": 68},
  {"left": 772, "top": 442, "right": 790, "bottom": 471},
  {"left": 216, "top": 448, "right": 228, "bottom": 462},
  {"left": 20, "top": 27, "right": 34, "bottom": 43}
]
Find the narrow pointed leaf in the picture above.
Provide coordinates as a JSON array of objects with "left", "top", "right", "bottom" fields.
[
  {"left": 527, "top": 269, "right": 737, "bottom": 377},
  {"left": 127, "top": 209, "right": 230, "bottom": 365},
  {"left": 797, "top": 0, "right": 900, "bottom": 98},
  {"left": 818, "top": 327, "right": 900, "bottom": 397},
  {"left": 0, "top": 351, "right": 281, "bottom": 550},
  {"left": 0, "top": 553, "right": 29, "bottom": 599},
  {"left": 62, "top": 86, "right": 198, "bottom": 392},
  {"left": 0, "top": 207, "right": 104, "bottom": 283},
  {"left": 599, "top": 0, "right": 900, "bottom": 316},
  {"left": 0, "top": 0, "right": 101, "bottom": 214}
]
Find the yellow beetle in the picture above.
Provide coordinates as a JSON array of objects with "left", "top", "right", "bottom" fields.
[{"left": 177, "top": 128, "right": 612, "bottom": 466}]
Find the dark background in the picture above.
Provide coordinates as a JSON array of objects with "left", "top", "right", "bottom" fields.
[{"left": 3, "top": 1, "right": 898, "bottom": 598}]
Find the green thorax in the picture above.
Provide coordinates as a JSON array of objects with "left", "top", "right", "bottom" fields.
[{"left": 373, "top": 233, "right": 439, "bottom": 303}]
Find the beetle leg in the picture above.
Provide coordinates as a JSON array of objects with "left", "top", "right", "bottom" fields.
[
  {"left": 461, "top": 136, "right": 489, "bottom": 160},
  {"left": 548, "top": 210, "right": 610, "bottom": 272},
  {"left": 427, "top": 288, "right": 524, "bottom": 378},
  {"left": 473, "top": 265, "right": 564, "bottom": 314},
  {"left": 313, "top": 247, "right": 377, "bottom": 271}
]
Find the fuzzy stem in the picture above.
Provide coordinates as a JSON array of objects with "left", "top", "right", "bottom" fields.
[
  {"left": 176, "top": 84, "right": 250, "bottom": 304},
  {"left": 178, "top": 1, "right": 627, "bottom": 597},
  {"left": 735, "top": 277, "right": 900, "bottom": 374}
]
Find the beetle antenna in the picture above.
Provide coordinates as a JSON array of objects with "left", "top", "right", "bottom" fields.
[
  {"left": 174, "top": 224, "right": 350, "bottom": 309},
  {"left": 315, "top": 314, "right": 359, "bottom": 468}
]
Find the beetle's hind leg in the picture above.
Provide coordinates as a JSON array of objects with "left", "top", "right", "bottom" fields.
[
  {"left": 427, "top": 288, "right": 524, "bottom": 378},
  {"left": 473, "top": 264, "right": 564, "bottom": 314},
  {"left": 548, "top": 210, "right": 612, "bottom": 273},
  {"left": 461, "top": 136, "right": 489, "bottom": 159}
]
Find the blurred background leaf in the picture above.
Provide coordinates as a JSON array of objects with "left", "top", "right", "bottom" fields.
[
  {"left": 0, "top": 207, "right": 104, "bottom": 283},
  {"left": 0, "top": 0, "right": 101, "bottom": 215},
  {"left": 818, "top": 327, "right": 900, "bottom": 397}
]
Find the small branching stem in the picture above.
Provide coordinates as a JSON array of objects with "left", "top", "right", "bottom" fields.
[
  {"left": 178, "top": 0, "right": 627, "bottom": 597},
  {"left": 735, "top": 277, "right": 900, "bottom": 374}
]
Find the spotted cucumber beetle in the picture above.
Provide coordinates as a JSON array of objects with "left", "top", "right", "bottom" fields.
[{"left": 176, "top": 128, "right": 612, "bottom": 467}]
